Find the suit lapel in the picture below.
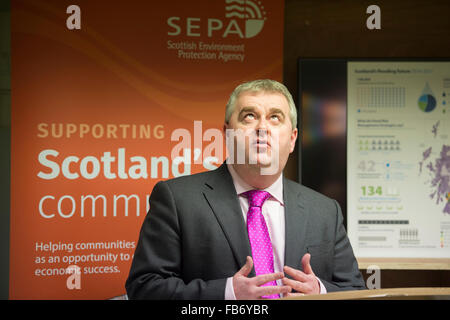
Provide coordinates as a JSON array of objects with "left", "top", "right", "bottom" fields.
[
  {"left": 202, "top": 164, "right": 254, "bottom": 275},
  {"left": 202, "top": 166, "right": 310, "bottom": 275},
  {"left": 283, "top": 178, "right": 310, "bottom": 270}
]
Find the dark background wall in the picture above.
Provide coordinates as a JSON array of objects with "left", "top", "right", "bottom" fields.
[
  {"left": 0, "top": 1, "right": 10, "bottom": 301},
  {"left": 282, "top": 0, "right": 450, "bottom": 288}
]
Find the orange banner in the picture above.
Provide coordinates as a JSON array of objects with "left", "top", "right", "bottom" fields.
[{"left": 10, "top": 0, "right": 284, "bottom": 299}]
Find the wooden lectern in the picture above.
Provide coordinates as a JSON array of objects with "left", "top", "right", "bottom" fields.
[{"left": 282, "top": 287, "right": 450, "bottom": 300}]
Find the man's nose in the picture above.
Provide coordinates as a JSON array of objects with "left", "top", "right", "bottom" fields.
[{"left": 255, "top": 118, "right": 269, "bottom": 137}]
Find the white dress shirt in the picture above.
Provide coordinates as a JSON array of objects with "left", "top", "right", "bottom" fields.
[{"left": 224, "top": 162, "right": 326, "bottom": 299}]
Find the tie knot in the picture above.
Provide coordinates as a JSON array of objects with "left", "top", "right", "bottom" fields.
[{"left": 243, "top": 190, "right": 271, "bottom": 208}]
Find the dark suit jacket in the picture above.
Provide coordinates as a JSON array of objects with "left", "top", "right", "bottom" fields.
[{"left": 125, "top": 164, "right": 365, "bottom": 299}]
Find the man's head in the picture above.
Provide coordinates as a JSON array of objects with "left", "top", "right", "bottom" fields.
[
  {"left": 224, "top": 79, "right": 298, "bottom": 183},
  {"left": 225, "top": 79, "right": 297, "bottom": 129}
]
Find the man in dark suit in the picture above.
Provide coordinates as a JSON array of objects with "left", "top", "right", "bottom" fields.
[{"left": 125, "top": 79, "right": 365, "bottom": 299}]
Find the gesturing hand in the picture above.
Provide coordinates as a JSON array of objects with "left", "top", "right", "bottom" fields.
[
  {"left": 282, "top": 253, "right": 320, "bottom": 296},
  {"left": 233, "top": 256, "right": 292, "bottom": 300}
]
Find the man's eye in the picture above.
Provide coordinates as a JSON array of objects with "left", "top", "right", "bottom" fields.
[
  {"left": 270, "top": 114, "right": 280, "bottom": 121},
  {"left": 244, "top": 113, "right": 255, "bottom": 120}
]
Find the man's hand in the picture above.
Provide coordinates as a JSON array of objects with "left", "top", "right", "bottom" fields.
[
  {"left": 282, "top": 253, "right": 320, "bottom": 296},
  {"left": 233, "top": 256, "right": 292, "bottom": 300}
]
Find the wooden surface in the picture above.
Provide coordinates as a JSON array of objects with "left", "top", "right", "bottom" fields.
[
  {"left": 357, "top": 258, "right": 450, "bottom": 270},
  {"left": 282, "top": 287, "right": 450, "bottom": 300}
]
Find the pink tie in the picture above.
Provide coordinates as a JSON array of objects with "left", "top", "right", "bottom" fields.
[{"left": 243, "top": 190, "right": 279, "bottom": 299}]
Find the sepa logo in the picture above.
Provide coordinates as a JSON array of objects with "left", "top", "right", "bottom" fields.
[
  {"left": 167, "top": 0, "right": 267, "bottom": 39},
  {"left": 225, "top": 0, "right": 267, "bottom": 38}
]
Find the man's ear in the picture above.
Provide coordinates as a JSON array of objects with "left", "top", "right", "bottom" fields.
[{"left": 289, "top": 128, "right": 298, "bottom": 153}]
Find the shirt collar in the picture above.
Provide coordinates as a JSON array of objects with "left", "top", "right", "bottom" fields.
[{"left": 226, "top": 161, "right": 284, "bottom": 205}]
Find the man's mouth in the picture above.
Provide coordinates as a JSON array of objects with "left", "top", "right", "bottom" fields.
[{"left": 253, "top": 140, "right": 271, "bottom": 151}]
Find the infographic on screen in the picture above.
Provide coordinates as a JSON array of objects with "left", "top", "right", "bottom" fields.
[{"left": 347, "top": 61, "right": 450, "bottom": 258}]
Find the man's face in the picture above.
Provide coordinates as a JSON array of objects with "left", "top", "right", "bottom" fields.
[{"left": 224, "top": 91, "right": 298, "bottom": 174}]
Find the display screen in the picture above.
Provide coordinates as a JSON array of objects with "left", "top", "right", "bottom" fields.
[{"left": 298, "top": 59, "right": 450, "bottom": 259}]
